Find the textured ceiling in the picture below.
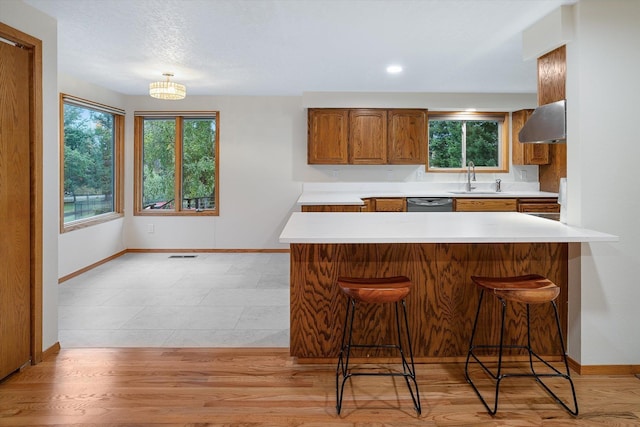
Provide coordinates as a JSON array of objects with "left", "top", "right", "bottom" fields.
[{"left": 24, "top": 0, "right": 574, "bottom": 96}]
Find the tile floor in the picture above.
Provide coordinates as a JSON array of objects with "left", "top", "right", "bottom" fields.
[{"left": 58, "top": 252, "right": 290, "bottom": 348}]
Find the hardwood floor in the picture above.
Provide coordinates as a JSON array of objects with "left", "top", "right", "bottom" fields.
[{"left": 1, "top": 348, "right": 639, "bottom": 426}]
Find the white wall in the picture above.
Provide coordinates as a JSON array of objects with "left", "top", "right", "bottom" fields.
[
  {"left": 124, "top": 95, "right": 305, "bottom": 250},
  {"left": 566, "top": 0, "right": 640, "bottom": 366},
  {"left": 58, "top": 75, "right": 128, "bottom": 277},
  {"left": 1, "top": 0, "right": 59, "bottom": 351}
]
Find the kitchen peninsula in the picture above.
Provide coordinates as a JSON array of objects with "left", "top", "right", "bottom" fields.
[{"left": 279, "top": 211, "right": 617, "bottom": 362}]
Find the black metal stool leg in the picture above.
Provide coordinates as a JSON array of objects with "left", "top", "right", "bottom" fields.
[
  {"left": 396, "top": 300, "right": 421, "bottom": 414},
  {"left": 525, "top": 301, "right": 579, "bottom": 416},
  {"left": 336, "top": 298, "right": 356, "bottom": 414},
  {"left": 466, "top": 291, "right": 579, "bottom": 416}
]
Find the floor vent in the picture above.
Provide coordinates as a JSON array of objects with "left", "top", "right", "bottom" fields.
[{"left": 168, "top": 255, "right": 198, "bottom": 258}]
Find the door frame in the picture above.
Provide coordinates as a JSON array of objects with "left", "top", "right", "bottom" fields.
[{"left": 0, "top": 23, "right": 44, "bottom": 365}]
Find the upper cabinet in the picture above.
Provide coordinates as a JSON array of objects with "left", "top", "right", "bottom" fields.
[
  {"left": 307, "top": 109, "right": 349, "bottom": 164},
  {"left": 350, "top": 109, "right": 388, "bottom": 164},
  {"left": 308, "top": 108, "right": 427, "bottom": 165},
  {"left": 511, "top": 109, "right": 550, "bottom": 165},
  {"left": 388, "top": 109, "right": 427, "bottom": 164}
]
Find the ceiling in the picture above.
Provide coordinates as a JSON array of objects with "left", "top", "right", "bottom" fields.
[{"left": 24, "top": 0, "right": 574, "bottom": 96}]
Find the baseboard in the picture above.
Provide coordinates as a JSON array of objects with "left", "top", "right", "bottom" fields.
[
  {"left": 125, "top": 248, "right": 290, "bottom": 253},
  {"left": 58, "top": 250, "right": 127, "bottom": 283},
  {"left": 568, "top": 356, "right": 640, "bottom": 375},
  {"left": 58, "top": 248, "right": 290, "bottom": 283},
  {"left": 41, "top": 342, "right": 61, "bottom": 362}
]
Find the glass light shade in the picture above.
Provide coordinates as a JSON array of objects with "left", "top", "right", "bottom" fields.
[{"left": 149, "top": 75, "right": 186, "bottom": 100}]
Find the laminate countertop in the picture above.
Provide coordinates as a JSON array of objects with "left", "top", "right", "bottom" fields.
[{"left": 279, "top": 212, "right": 618, "bottom": 244}]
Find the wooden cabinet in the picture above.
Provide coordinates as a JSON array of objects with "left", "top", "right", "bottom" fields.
[
  {"left": 518, "top": 198, "right": 560, "bottom": 213},
  {"left": 454, "top": 198, "right": 518, "bottom": 212},
  {"left": 307, "top": 109, "right": 349, "bottom": 164},
  {"left": 349, "top": 109, "right": 388, "bottom": 164},
  {"left": 388, "top": 109, "right": 427, "bottom": 164},
  {"left": 512, "top": 109, "right": 549, "bottom": 165},
  {"left": 372, "top": 198, "right": 406, "bottom": 212},
  {"left": 301, "top": 205, "right": 363, "bottom": 212},
  {"left": 308, "top": 108, "right": 427, "bottom": 165}
]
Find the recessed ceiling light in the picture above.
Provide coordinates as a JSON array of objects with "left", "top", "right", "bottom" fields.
[{"left": 386, "top": 65, "right": 403, "bottom": 74}]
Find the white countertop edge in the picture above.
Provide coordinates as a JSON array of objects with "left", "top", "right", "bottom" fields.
[{"left": 278, "top": 212, "right": 619, "bottom": 244}]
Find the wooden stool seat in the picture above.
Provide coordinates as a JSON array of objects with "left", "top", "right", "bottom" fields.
[
  {"left": 465, "top": 273, "right": 578, "bottom": 416},
  {"left": 470, "top": 274, "right": 560, "bottom": 304},
  {"left": 337, "top": 276, "right": 411, "bottom": 303}
]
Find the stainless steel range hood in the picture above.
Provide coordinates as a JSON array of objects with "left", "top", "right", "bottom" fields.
[{"left": 518, "top": 99, "right": 566, "bottom": 143}]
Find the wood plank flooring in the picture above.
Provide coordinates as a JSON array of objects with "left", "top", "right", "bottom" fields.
[{"left": 1, "top": 348, "right": 639, "bottom": 426}]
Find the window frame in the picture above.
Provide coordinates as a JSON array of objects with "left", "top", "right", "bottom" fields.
[
  {"left": 426, "top": 111, "right": 509, "bottom": 173},
  {"left": 133, "top": 111, "right": 220, "bottom": 216},
  {"left": 59, "top": 94, "right": 125, "bottom": 233}
]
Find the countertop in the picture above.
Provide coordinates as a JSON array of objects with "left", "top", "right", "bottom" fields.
[
  {"left": 296, "top": 182, "right": 558, "bottom": 206},
  {"left": 279, "top": 212, "right": 618, "bottom": 244}
]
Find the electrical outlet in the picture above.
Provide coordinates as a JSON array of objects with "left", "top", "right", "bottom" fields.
[
  {"left": 416, "top": 169, "right": 424, "bottom": 179},
  {"left": 147, "top": 224, "right": 155, "bottom": 233},
  {"left": 387, "top": 170, "right": 394, "bottom": 180},
  {"left": 331, "top": 170, "right": 339, "bottom": 178},
  {"left": 520, "top": 170, "right": 527, "bottom": 181}
]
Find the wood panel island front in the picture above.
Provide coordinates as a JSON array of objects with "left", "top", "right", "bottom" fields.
[{"left": 279, "top": 212, "right": 617, "bottom": 363}]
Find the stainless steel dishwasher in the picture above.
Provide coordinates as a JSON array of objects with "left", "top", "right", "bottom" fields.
[{"left": 406, "top": 197, "right": 453, "bottom": 212}]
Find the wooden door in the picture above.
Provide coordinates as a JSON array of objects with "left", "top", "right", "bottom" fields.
[
  {"left": 307, "top": 109, "right": 349, "bottom": 164},
  {"left": 388, "top": 109, "right": 426, "bottom": 164},
  {"left": 349, "top": 109, "right": 387, "bottom": 164},
  {"left": 0, "top": 39, "right": 31, "bottom": 379}
]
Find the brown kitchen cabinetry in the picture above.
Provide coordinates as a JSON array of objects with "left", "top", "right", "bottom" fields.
[
  {"left": 454, "top": 198, "right": 518, "bottom": 212},
  {"left": 308, "top": 108, "right": 427, "bottom": 165},
  {"left": 511, "top": 109, "right": 549, "bottom": 165},
  {"left": 301, "top": 205, "right": 363, "bottom": 212},
  {"left": 307, "top": 109, "right": 349, "bottom": 164},
  {"left": 372, "top": 197, "right": 406, "bottom": 212},
  {"left": 349, "top": 109, "right": 388, "bottom": 164},
  {"left": 517, "top": 198, "right": 560, "bottom": 213},
  {"left": 388, "top": 109, "right": 427, "bottom": 164}
]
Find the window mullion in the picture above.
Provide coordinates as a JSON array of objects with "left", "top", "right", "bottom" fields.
[
  {"left": 461, "top": 121, "right": 467, "bottom": 166},
  {"left": 175, "top": 117, "right": 183, "bottom": 212}
]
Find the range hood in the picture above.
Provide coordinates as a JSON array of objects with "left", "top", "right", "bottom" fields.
[{"left": 518, "top": 99, "right": 566, "bottom": 143}]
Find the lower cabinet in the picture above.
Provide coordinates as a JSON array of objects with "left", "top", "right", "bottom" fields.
[
  {"left": 517, "top": 198, "right": 560, "bottom": 213},
  {"left": 454, "top": 198, "right": 518, "bottom": 212},
  {"left": 301, "top": 205, "right": 364, "bottom": 212},
  {"left": 372, "top": 197, "right": 406, "bottom": 212}
]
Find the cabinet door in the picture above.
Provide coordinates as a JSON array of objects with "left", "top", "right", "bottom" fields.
[
  {"left": 518, "top": 198, "right": 560, "bottom": 213},
  {"left": 349, "top": 109, "right": 387, "bottom": 164},
  {"left": 388, "top": 109, "right": 427, "bottom": 164},
  {"left": 301, "top": 205, "right": 362, "bottom": 212},
  {"left": 373, "top": 198, "right": 406, "bottom": 212},
  {"left": 512, "top": 109, "right": 549, "bottom": 165},
  {"left": 454, "top": 198, "right": 518, "bottom": 212},
  {"left": 308, "top": 109, "right": 349, "bottom": 164}
]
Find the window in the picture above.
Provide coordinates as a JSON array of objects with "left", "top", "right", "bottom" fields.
[
  {"left": 60, "top": 94, "right": 124, "bottom": 232},
  {"left": 427, "top": 112, "right": 508, "bottom": 173},
  {"left": 134, "top": 112, "right": 219, "bottom": 216}
]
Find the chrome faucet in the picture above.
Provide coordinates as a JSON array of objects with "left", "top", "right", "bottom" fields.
[
  {"left": 466, "top": 161, "right": 476, "bottom": 191},
  {"left": 495, "top": 178, "right": 502, "bottom": 192}
]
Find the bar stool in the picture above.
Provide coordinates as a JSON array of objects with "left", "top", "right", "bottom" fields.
[
  {"left": 465, "top": 274, "right": 578, "bottom": 416},
  {"left": 335, "top": 276, "right": 421, "bottom": 415}
]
